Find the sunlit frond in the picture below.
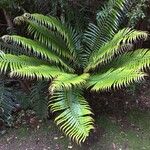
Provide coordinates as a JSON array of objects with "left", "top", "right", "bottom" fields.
[
  {"left": 15, "top": 13, "right": 80, "bottom": 57},
  {"left": 10, "top": 65, "right": 66, "bottom": 80},
  {"left": 27, "top": 20, "right": 74, "bottom": 60},
  {"left": 88, "top": 68, "right": 146, "bottom": 91},
  {"left": 2, "top": 35, "right": 74, "bottom": 72},
  {"left": 50, "top": 89, "right": 94, "bottom": 144},
  {"left": 112, "top": 49, "right": 150, "bottom": 70},
  {"left": 82, "top": 0, "right": 131, "bottom": 66},
  {"left": 85, "top": 28, "right": 148, "bottom": 72},
  {"left": 0, "top": 53, "right": 48, "bottom": 73},
  {"left": 51, "top": 73, "right": 90, "bottom": 90}
]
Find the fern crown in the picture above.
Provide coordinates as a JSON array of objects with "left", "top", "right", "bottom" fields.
[{"left": 0, "top": 0, "right": 150, "bottom": 144}]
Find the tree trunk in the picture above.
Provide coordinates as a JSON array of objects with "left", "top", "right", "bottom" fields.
[{"left": 2, "top": 9, "right": 15, "bottom": 34}]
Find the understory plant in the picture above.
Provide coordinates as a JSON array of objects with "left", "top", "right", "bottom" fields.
[
  {"left": 0, "top": 0, "right": 150, "bottom": 143},
  {"left": 0, "top": 79, "right": 17, "bottom": 127}
]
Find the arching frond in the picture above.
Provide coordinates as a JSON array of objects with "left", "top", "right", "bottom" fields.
[
  {"left": 27, "top": 20, "right": 74, "bottom": 60},
  {"left": 0, "top": 53, "right": 48, "bottom": 73},
  {"left": 0, "top": 54, "right": 70, "bottom": 80},
  {"left": 15, "top": 13, "right": 80, "bottom": 57},
  {"left": 49, "top": 89, "right": 94, "bottom": 144},
  {"left": 112, "top": 49, "right": 150, "bottom": 70},
  {"left": 51, "top": 73, "right": 90, "bottom": 90},
  {"left": 83, "top": 0, "right": 131, "bottom": 65},
  {"left": 88, "top": 68, "right": 146, "bottom": 91},
  {"left": 85, "top": 28, "right": 148, "bottom": 72},
  {"left": 10, "top": 65, "right": 67, "bottom": 80},
  {"left": 96, "top": 0, "right": 130, "bottom": 38},
  {"left": 2, "top": 35, "right": 74, "bottom": 72}
]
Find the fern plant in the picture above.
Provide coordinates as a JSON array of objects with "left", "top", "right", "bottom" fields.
[
  {"left": 0, "top": 0, "right": 150, "bottom": 143},
  {"left": 0, "top": 79, "right": 16, "bottom": 127},
  {"left": 30, "top": 81, "right": 49, "bottom": 119}
]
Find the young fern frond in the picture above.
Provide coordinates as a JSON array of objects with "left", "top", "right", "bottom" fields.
[
  {"left": 96, "top": 0, "right": 129, "bottom": 34},
  {"left": 88, "top": 68, "right": 146, "bottom": 91},
  {"left": 49, "top": 89, "right": 94, "bottom": 144},
  {"left": 96, "top": 0, "right": 131, "bottom": 37},
  {"left": 85, "top": 28, "right": 148, "bottom": 72},
  {"left": 2, "top": 35, "right": 74, "bottom": 72}
]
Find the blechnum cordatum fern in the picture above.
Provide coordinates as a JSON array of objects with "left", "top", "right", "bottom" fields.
[{"left": 0, "top": 0, "right": 150, "bottom": 143}]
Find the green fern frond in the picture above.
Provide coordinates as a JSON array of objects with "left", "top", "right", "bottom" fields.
[
  {"left": 49, "top": 89, "right": 94, "bottom": 144},
  {"left": 51, "top": 73, "right": 90, "bottom": 90},
  {"left": 96, "top": 0, "right": 130, "bottom": 38},
  {"left": 0, "top": 53, "right": 48, "bottom": 73},
  {"left": 2, "top": 35, "right": 74, "bottom": 72},
  {"left": 10, "top": 65, "right": 66, "bottom": 79},
  {"left": 16, "top": 13, "right": 79, "bottom": 57},
  {"left": 84, "top": 0, "right": 130, "bottom": 50},
  {"left": 112, "top": 49, "right": 150, "bottom": 70},
  {"left": 83, "top": 0, "right": 131, "bottom": 66},
  {"left": 85, "top": 28, "right": 148, "bottom": 72},
  {"left": 88, "top": 68, "right": 146, "bottom": 91},
  {"left": 26, "top": 20, "right": 74, "bottom": 60}
]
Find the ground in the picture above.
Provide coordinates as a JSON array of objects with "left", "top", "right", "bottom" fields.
[
  {"left": 0, "top": 80, "right": 150, "bottom": 150},
  {"left": 0, "top": 109, "right": 149, "bottom": 150}
]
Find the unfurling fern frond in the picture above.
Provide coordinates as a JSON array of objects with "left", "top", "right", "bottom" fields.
[{"left": 50, "top": 89, "right": 94, "bottom": 144}]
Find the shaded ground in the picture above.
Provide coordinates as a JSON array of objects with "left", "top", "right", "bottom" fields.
[
  {"left": 0, "top": 80, "right": 150, "bottom": 150},
  {"left": 0, "top": 109, "right": 149, "bottom": 150}
]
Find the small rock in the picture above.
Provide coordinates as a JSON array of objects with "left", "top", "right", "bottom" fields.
[
  {"left": 60, "top": 136, "right": 64, "bottom": 139},
  {"left": 0, "top": 130, "right": 6, "bottom": 135},
  {"left": 68, "top": 145, "right": 73, "bottom": 149},
  {"left": 54, "top": 137, "right": 58, "bottom": 140}
]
